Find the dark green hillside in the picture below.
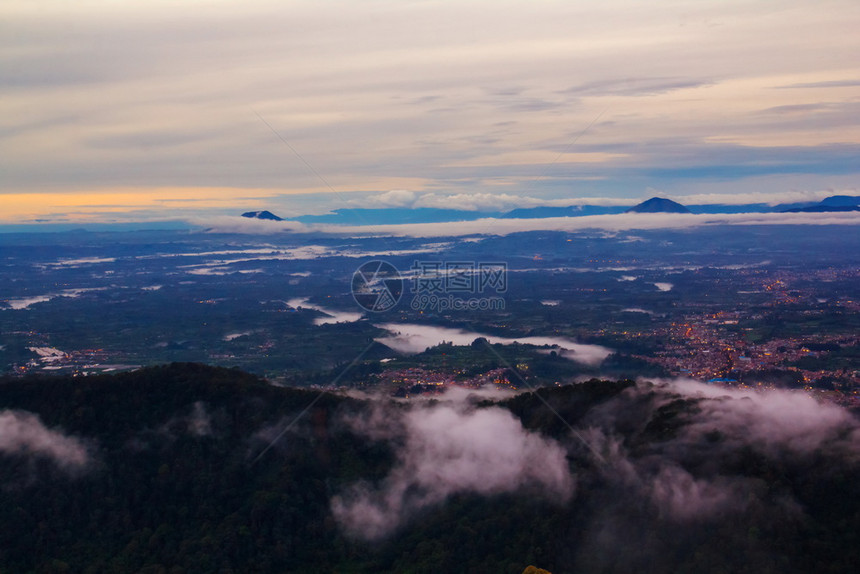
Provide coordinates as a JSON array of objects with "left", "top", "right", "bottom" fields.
[{"left": 1, "top": 364, "right": 859, "bottom": 573}]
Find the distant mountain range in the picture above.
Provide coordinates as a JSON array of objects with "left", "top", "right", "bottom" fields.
[
  {"left": 241, "top": 195, "right": 859, "bottom": 226},
  {"left": 241, "top": 210, "right": 284, "bottom": 221},
  {"left": 626, "top": 197, "right": 691, "bottom": 214},
  {"left": 781, "top": 195, "right": 860, "bottom": 213},
  {"left": 291, "top": 207, "right": 496, "bottom": 225},
  {"left": 500, "top": 205, "right": 628, "bottom": 218}
]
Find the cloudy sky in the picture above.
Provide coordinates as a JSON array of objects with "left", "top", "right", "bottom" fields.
[{"left": 2, "top": 0, "right": 859, "bottom": 223}]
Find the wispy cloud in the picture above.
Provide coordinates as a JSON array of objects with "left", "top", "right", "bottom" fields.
[
  {"left": 774, "top": 79, "right": 860, "bottom": 89},
  {"left": 0, "top": 410, "right": 91, "bottom": 471},
  {"left": 561, "top": 77, "right": 713, "bottom": 97},
  {"left": 332, "top": 396, "right": 574, "bottom": 540},
  {"left": 331, "top": 375, "right": 860, "bottom": 546}
]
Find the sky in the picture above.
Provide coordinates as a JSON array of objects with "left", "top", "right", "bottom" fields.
[{"left": 2, "top": 0, "right": 859, "bottom": 224}]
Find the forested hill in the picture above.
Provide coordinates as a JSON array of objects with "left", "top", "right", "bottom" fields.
[{"left": 1, "top": 363, "right": 859, "bottom": 573}]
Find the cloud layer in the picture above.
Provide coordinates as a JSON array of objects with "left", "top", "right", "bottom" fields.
[
  {"left": 201, "top": 210, "right": 860, "bottom": 237},
  {"left": 0, "top": 410, "right": 91, "bottom": 471},
  {"left": 580, "top": 378, "right": 860, "bottom": 529},
  {"left": 331, "top": 398, "right": 574, "bottom": 540},
  {"left": 331, "top": 377, "right": 860, "bottom": 548},
  {"left": 2, "top": 1, "right": 860, "bottom": 222},
  {"left": 375, "top": 323, "right": 612, "bottom": 366}
]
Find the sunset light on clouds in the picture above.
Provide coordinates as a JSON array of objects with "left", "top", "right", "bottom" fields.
[{"left": 2, "top": 0, "right": 859, "bottom": 223}]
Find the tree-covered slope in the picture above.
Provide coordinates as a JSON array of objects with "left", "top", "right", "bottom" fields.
[{"left": 1, "top": 364, "right": 859, "bottom": 573}]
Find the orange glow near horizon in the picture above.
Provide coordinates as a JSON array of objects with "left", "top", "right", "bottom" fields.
[
  {"left": 0, "top": 187, "right": 293, "bottom": 222},
  {"left": 0, "top": 175, "right": 436, "bottom": 223}
]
